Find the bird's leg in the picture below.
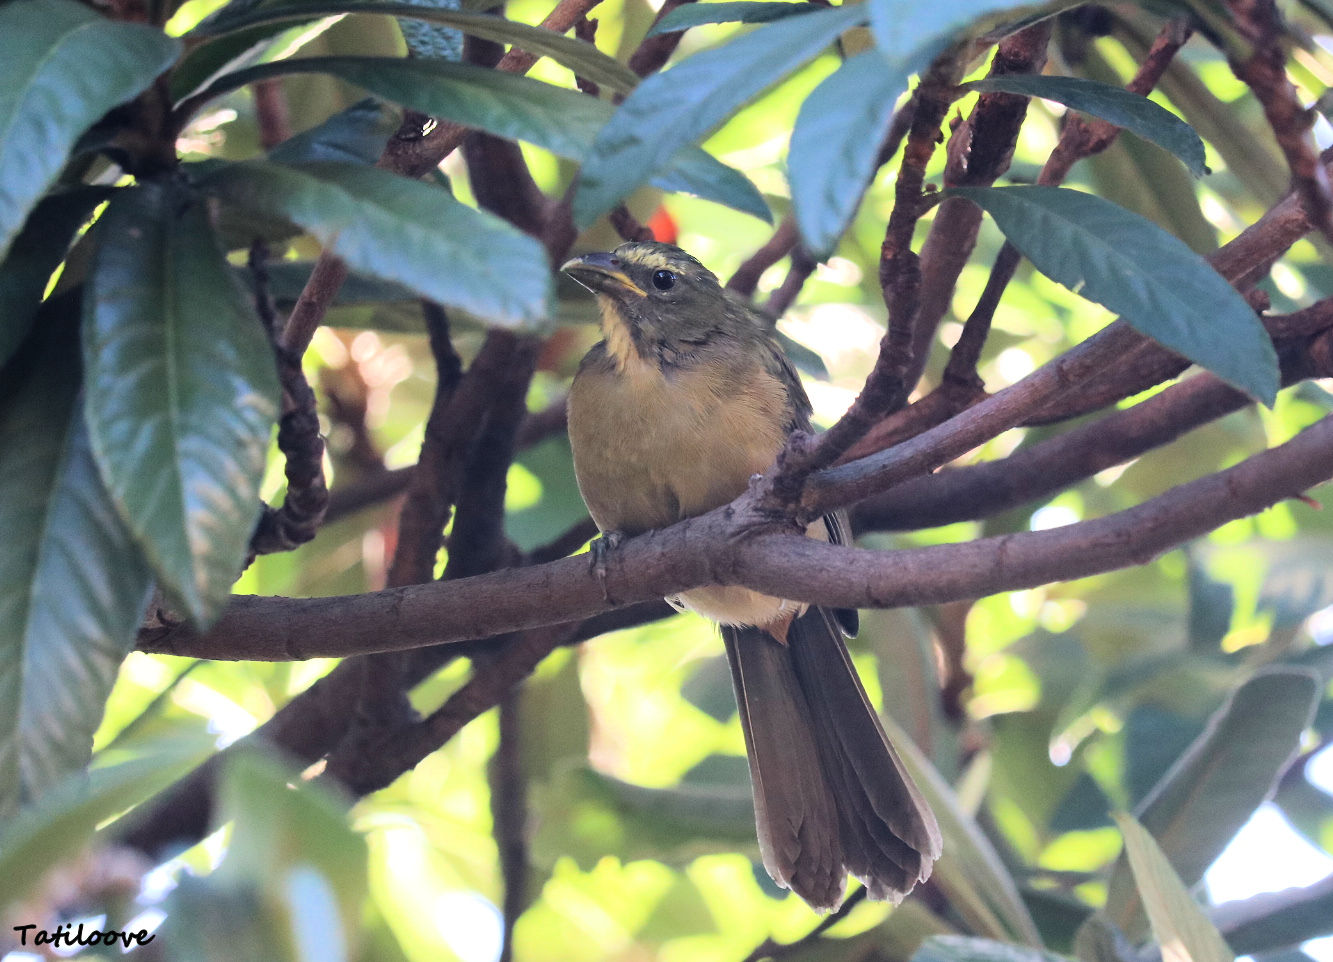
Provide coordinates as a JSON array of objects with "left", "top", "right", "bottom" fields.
[{"left": 588, "top": 530, "right": 624, "bottom": 601}]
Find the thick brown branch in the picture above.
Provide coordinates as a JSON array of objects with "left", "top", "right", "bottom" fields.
[
  {"left": 137, "top": 414, "right": 1333, "bottom": 662},
  {"left": 854, "top": 314, "right": 1333, "bottom": 531}
]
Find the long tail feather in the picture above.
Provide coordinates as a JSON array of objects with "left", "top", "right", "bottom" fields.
[{"left": 724, "top": 610, "right": 941, "bottom": 908}]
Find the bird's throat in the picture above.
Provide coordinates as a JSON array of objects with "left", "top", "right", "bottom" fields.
[{"left": 597, "top": 296, "right": 657, "bottom": 379}]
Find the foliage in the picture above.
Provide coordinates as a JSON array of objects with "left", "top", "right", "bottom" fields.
[{"left": 1, "top": 0, "right": 1333, "bottom": 960}]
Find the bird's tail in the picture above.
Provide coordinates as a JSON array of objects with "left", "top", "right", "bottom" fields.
[{"left": 722, "top": 609, "right": 942, "bottom": 911}]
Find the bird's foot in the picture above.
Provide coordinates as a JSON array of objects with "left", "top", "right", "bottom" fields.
[{"left": 588, "top": 530, "right": 624, "bottom": 601}]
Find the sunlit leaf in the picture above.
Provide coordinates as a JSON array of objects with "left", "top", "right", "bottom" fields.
[
  {"left": 1113, "top": 813, "right": 1235, "bottom": 962},
  {"left": 183, "top": 58, "right": 768, "bottom": 222},
  {"left": 0, "top": 0, "right": 179, "bottom": 260},
  {"left": 573, "top": 2, "right": 866, "bottom": 226},
  {"left": 189, "top": 0, "right": 641, "bottom": 94},
  {"left": 198, "top": 160, "right": 551, "bottom": 325},
  {"left": 0, "top": 307, "right": 154, "bottom": 817},
  {"left": 789, "top": 50, "right": 909, "bottom": 255},
  {"left": 1104, "top": 669, "right": 1320, "bottom": 938},
  {"left": 947, "top": 185, "right": 1280, "bottom": 404},
  {"left": 0, "top": 743, "right": 212, "bottom": 908},
  {"left": 82, "top": 181, "right": 280, "bottom": 626},
  {"left": 965, "top": 75, "right": 1207, "bottom": 176}
]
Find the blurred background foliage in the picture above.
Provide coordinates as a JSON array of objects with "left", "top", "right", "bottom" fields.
[{"left": 3, "top": 0, "right": 1333, "bottom": 960}]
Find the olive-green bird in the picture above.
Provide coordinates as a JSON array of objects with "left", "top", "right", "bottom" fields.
[{"left": 561, "top": 241, "right": 941, "bottom": 910}]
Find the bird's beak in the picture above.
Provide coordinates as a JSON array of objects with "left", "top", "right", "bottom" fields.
[{"left": 561, "top": 252, "right": 647, "bottom": 299}]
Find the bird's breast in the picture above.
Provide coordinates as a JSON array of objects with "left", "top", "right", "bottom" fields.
[{"left": 567, "top": 353, "right": 789, "bottom": 535}]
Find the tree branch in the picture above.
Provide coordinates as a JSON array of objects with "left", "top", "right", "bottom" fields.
[{"left": 137, "top": 413, "right": 1333, "bottom": 662}]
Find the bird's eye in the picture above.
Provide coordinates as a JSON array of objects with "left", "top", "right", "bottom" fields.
[{"left": 652, "top": 269, "right": 676, "bottom": 291}]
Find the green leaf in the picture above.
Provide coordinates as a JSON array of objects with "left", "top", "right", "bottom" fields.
[
  {"left": 572, "top": 2, "right": 867, "bottom": 227},
  {"left": 0, "top": 0, "right": 180, "bottom": 261},
  {"left": 268, "top": 98, "right": 400, "bottom": 166},
  {"left": 880, "top": 713, "right": 1044, "bottom": 945},
  {"left": 198, "top": 160, "right": 551, "bottom": 324},
  {"left": 0, "top": 306, "right": 155, "bottom": 817},
  {"left": 1215, "top": 874, "right": 1333, "bottom": 956},
  {"left": 1104, "top": 669, "right": 1321, "bottom": 938},
  {"left": 869, "top": 1, "right": 1050, "bottom": 72},
  {"left": 911, "top": 935, "right": 1071, "bottom": 962},
  {"left": 647, "top": 1, "right": 824, "bottom": 36},
  {"left": 0, "top": 742, "right": 212, "bottom": 909},
  {"left": 965, "top": 75, "right": 1207, "bottom": 177},
  {"left": 789, "top": 50, "right": 909, "bottom": 256},
  {"left": 215, "top": 752, "right": 368, "bottom": 951},
  {"left": 183, "top": 57, "right": 769, "bottom": 222},
  {"left": 82, "top": 181, "right": 280, "bottom": 627},
  {"left": 188, "top": 1, "right": 640, "bottom": 94},
  {"left": 1113, "top": 813, "right": 1236, "bottom": 962},
  {"left": 0, "top": 185, "right": 112, "bottom": 370},
  {"left": 947, "top": 186, "right": 1280, "bottom": 404}
]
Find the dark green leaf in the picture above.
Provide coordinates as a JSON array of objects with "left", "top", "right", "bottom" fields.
[
  {"left": 966, "top": 75, "right": 1207, "bottom": 177},
  {"left": 947, "top": 186, "right": 1280, "bottom": 404},
  {"left": 183, "top": 57, "right": 768, "bottom": 222},
  {"left": 911, "top": 935, "right": 1070, "bottom": 962},
  {"left": 1216, "top": 874, "right": 1333, "bottom": 956},
  {"left": 789, "top": 50, "right": 909, "bottom": 255},
  {"left": 0, "top": 186, "right": 112, "bottom": 369},
  {"left": 268, "top": 98, "right": 399, "bottom": 166},
  {"left": 199, "top": 160, "right": 551, "bottom": 325},
  {"left": 242, "top": 261, "right": 418, "bottom": 307},
  {"left": 572, "top": 3, "right": 867, "bottom": 227},
  {"left": 869, "top": 1, "right": 1051, "bottom": 73},
  {"left": 0, "top": 743, "right": 211, "bottom": 908},
  {"left": 1113, "top": 813, "right": 1236, "bottom": 962},
  {"left": 82, "top": 182, "right": 280, "bottom": 626},
  {"left": 1104, "top": 669, "right": 1321, "bottom": 938},
  {"left": 188, "top": 1, "right": 640, "bottom": 94},
  {"left": 0, "top": 0, "right": 180, "bottom": 260},
  {"left": 0, "top": 306, "right": 154, "bottom": 817},
  {"left": 647, "top": 1, "right": 823, "bottom": 36}
]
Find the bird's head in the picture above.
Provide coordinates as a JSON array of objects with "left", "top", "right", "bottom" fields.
[{"left": 562, "top": 242, "right": 743, "bottom": 369}]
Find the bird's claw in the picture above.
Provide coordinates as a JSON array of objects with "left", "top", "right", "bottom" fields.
[{"left": 589, "top": 530, "right": 624, "bottom": 601}]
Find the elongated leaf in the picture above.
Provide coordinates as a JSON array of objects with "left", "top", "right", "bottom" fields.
[
  {"left": 947, "top": 185, "right": 1279, "bottom": 404},
  {"left": 0, "top": 186, "right": 112, "bottom": 369},
  {"left": 966, "top": 75, "right": 1207, "bottom": 176},
  {"left": 647, "top": 1, "right": 823, "bottom": 36},
  {"left": 880, "top": 713, "right": 1043, "bottom": 945},
  {"left": 82, "top": 182, "right": 280, "bottom": 626},
  {"left": 199, "top": 160, "right": 551, "bottom": 324},
  {"left": 0, "top": 0, "right": 179, "bottom": 261},
  {"left": 0, "top": 307, "right": 154, "bottom": 817},
  {"left": 0, "top": 743, "right": 211, "bottom": 909},
  {"left": 189, "top": 0, "right": 640, "bottom": 93},
  {"left": 790, "top": 50, "right": 909, "bottom": 256},
  {"left": 1113, "top": 813, "right": 1236, "bottom": 962},
  {"left": 911, "top": 935, "right": 1070, "bottom": 962},
  {"left": 183, "top": 57, "right": 769, "bottom": 222},
  {"left": 268, "top": 98, "right": 399, "bottom": 166},
  {"left": 573, "top": 2, "right": 867, "bottom": 226},
  {"left": 1104, "top": 669, "right": 1320, "bottom": 938},
  {"left": 869, "top": 1, "right": 1033, "bottom": 70}
]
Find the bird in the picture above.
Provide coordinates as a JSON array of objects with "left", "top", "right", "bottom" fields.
[{"left": 561, "top": 240, "right": 942, "bottom": 911}]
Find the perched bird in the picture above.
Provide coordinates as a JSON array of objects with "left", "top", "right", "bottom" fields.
[{"left": 561, "top": 241, "right": 941, "bottom": 910}]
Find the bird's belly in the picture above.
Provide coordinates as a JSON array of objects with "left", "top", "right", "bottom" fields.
[
  {"left": 568, "top": 359, "right": 799, "bottom": 630},
  {"left": 568, "top": 363, "right": 787, "bottom": 532}
]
